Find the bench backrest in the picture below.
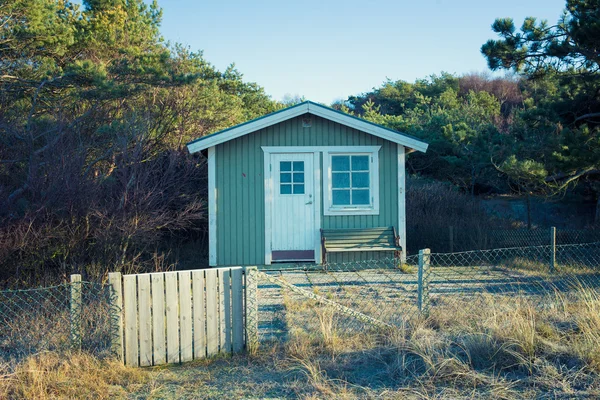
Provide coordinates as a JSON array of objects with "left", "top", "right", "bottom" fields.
[{"left": 321, "top": 227, "right": 397, "bottom": 248}]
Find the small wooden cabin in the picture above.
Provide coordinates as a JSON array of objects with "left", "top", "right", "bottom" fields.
[{"left": 187, "top": 101, "right": 428, "bottom": 266}]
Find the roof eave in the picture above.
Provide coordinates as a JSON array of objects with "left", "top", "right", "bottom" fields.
[
  {"left": 187, "top": 103, "right": 309, "bottom": 154},
  {"left": 187, "top": 101, "right": 429, "bottom": 154}
]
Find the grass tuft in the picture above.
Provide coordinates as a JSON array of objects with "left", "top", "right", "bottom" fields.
[{"left": 0, "top": 352, "right": 149, "bottom": 399}]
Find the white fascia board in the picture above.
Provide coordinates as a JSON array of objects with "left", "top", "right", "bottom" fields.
[
  {"left": 397, "top": 144, "right": 407, "bottom": 262},
  {"left": 263, "top": 151, "right": 272, "bottom": 265},
  {"left": 187, "top": 104, "right": 310, "bottom": 153},
  {"left": 187, "top": 101, "right": 429, "bottom": 154},
  {"left": 208, "top": 146, "right": 217, "bottom": 266},
  {"left": 307, "top": 103, "right": 429, "bottom": 153}
]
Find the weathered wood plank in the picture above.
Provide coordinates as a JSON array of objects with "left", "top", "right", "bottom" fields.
[
  {"left": 322, "top": 227, "right": 393, "bottom": 235},
  {"left": 327, "top": 247, "right": 397, "bottom": 252},
  {"left": 192, "top": 270, "right": 206, "bottom": 360},
  {"left": 123, "top": 275, "right": 139, "bottom": 367},
  {"left": 231, "top": 268, "right": 244, "bottom": 353},
  {"left": 219, "top": 269, "right": 232, "bottom": 353},
  {"left": 244, "top": 267, "right": 259, "bottom": 353},
  {"left": 179, "top": 271, "right": 193, "bottom": 362},
  {"left": 108, "top": 272, "right": 123, "bottom": 361},
  {"left": 70, "top": 274, "right": 82, "bottom": 350},
  {"left": 137, "top": 274, "right": 152, "bottom": 366},
  {"left": 165, "top": 272, "right": 179, "bottom": 364},
  {"left": 418, "top": 248, "right": 431, "bottom": 315},
  {"left": 205, "top": 269, "right": 218, "bottom": 356},
  {"left": 151, "top": 273, "right": 166, "bottom": 365}
]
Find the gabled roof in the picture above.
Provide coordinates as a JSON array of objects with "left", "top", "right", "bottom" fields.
[{"left": 186, "top": 101, "right": 429, "bottom": 153}]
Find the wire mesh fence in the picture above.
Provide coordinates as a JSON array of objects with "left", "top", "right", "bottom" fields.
[
  {"left": 0, "top": 281, "right": 112, "bottom": 367},
  {"left": 256, "top": 257, "right": 420, "bottom": 343},
  {"left": 2, "top": 231, "right": 599, "bottom": 369},
  {"left": 256, "top": 240, "right": 600, "bottom": 346},
  {"left": 438, "top": 226, "right": 600, "bottom": 253}
]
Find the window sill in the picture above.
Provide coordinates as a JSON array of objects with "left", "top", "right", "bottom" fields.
[{"left": 324, "top": 207, "right": 380, "bottom": 216}]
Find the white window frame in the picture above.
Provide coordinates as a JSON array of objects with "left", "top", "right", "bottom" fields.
[{"left": 323, "top": 146, "right": 380, "bottom": 216}]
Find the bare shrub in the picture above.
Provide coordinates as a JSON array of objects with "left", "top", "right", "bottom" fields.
[
  {"left": 406, "top": 177, "right": 506, "bottom": 253},
  {"left": 458, "top": 72, "right": 523, "bottom": 115},
  {"left": 0, "top": 136, "right": 206, "bottom": 286}
]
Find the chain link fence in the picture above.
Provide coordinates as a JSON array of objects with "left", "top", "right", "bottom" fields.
[
  {"left": 439, "top": 226, "right": 600, "bottom": 253},
  {"left": 2, "top": 229, "right": 599, "bottom": 369},
  {"left": 256, "top": 240, "right": 600, "bottom": 345},
  {"left": 0, "top": 281, "right": 112, "bottom": 368}
]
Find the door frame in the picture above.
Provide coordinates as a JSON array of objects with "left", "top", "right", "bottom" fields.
[{"left": 263, "top": 147, "right": 322, "bottom": 265}]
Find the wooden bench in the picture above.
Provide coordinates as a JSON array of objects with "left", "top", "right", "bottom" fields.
[{"left": 320, "top": 227, "right": 402, "bottom": 264}]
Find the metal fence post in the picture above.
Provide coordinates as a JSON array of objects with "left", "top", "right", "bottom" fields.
[
  {"left": 244, "top": 266, "right": 259, "bottom": 354},
  {"left": 417, "top": 249, "right": 431, "bottom": 315},
  {"left": 550, "top": 226, "right": 556, "bottom": 273},
  {"left": 108, "top": 272, "right": 124, "bottom": 361},
  {"left": 449, "top": 226, "right": 454, "bottom": 253},
  {"left": 70, "top": 274, "right": 82, "bottom": 350}
]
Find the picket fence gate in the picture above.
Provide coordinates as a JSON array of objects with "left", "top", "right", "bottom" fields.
[{"left": 108, "top": 267, "right": 258, "bottom": 367}]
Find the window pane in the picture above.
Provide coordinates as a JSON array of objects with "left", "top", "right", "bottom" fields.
[
  {"left": 280, "top": 161, "right": 291, "bottom": 172},
  {"left": 293, "top": 184, "right": 305, "bottom": 194},
  {"left": 332, "top": 190, "right": 350, "bottom": 205},
  {"left": 352, "top": 172, "right": 369, "bottom": 188},
  {"left": 292, "top": 161, "right": 304, "bottom": 172},
  {"left": 352, "top": 189, "right": 370, "bottom": 205},
  {"left": 280, "top": 172, "right": 292, "bottom": 183},
  {"left": 332, "top": 155, "right": 350, "bottom": 171},
  {"left": 280, "top": 184, "right": 292, "bottom": 195},
  {"left": 351, "top": 155, "right": 369, "bottom": 171},
  {"left": 293, "top": 173, "right": 304, "bottom": 183},
  {"left": 332, "top": 172, "right": 350, "bottom": 188}
]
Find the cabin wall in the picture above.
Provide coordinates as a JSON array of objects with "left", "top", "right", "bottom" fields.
[{"left": 215, "top": 114, "right": 399, "bottom": 266}]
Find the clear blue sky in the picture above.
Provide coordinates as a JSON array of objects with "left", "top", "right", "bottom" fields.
[{"left": 157, "top": 0, "right": 566, "bottom": 105}]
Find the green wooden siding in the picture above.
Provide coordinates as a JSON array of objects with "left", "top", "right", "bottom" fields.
[{"left": 215, "top": 114, "right": 399, "bottom": 266}]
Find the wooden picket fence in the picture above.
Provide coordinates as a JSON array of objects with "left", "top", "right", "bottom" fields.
[{"left": 107, "top": 267, "right": 258, "bottom": 367}]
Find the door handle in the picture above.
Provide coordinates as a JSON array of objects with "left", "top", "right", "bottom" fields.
[{"left": 305, "top": 201, "right": 313, "bottom": 205}]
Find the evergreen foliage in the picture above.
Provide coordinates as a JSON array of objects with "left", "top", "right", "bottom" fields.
[{"left": 0, "top": 0, "right": 279, "bottom": 284}]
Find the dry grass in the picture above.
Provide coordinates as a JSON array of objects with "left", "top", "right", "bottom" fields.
[
  {"left": 2, "top": 287, "right": 600, "bottom": 399},
  {"left": 502, "top": 256, "right": 598, "bottom": 276},
  {"left": 0, "top": 352, "right": 149, "bottom": 399},
  {"left": 277, "top": 286, "right": 600, "bottom": 399}
]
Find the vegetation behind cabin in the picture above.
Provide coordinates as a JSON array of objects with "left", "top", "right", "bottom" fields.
[{"left": 1, "top": 0, "right": 599, "bottom": 286}]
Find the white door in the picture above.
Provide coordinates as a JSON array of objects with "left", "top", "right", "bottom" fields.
[{"left": 270, "top": 153, "right": 315, "bottom": 261}]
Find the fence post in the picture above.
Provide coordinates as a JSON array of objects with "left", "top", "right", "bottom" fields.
[
  {"left": 449, "top": 226, "right": 454, "bottom": 253},
  {"left": 417, "top": 249, "right": 431, "bottom": 315},
  {"left": 70, "top": 274, "right": 82, "bottom": 350},
  {"left": 108, "top": 272, "right": 124, "bottom": 361},
  {"left": 244, "top": 267, "right": 259, "bottom": 354},
  {"left": 550, "top": 226, "right": 556, "bottom": 273}
]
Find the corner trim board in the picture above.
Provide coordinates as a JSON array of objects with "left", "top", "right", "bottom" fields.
[
  {"left": 397, "top": 144, "right": 407, "bottom": 262},
  {"left": 208, "top": 146, "right": 217, "bottom": 266},
  {"left": 263, "top": 151, "right": 272, "bottom": 265},
  {"left": 314, "top": 151, "right": 322, "bottom": 264}
]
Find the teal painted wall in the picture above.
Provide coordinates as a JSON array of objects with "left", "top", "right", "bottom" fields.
[{"left": 215, "top": 114, "right": 399, "bottom": 266}]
